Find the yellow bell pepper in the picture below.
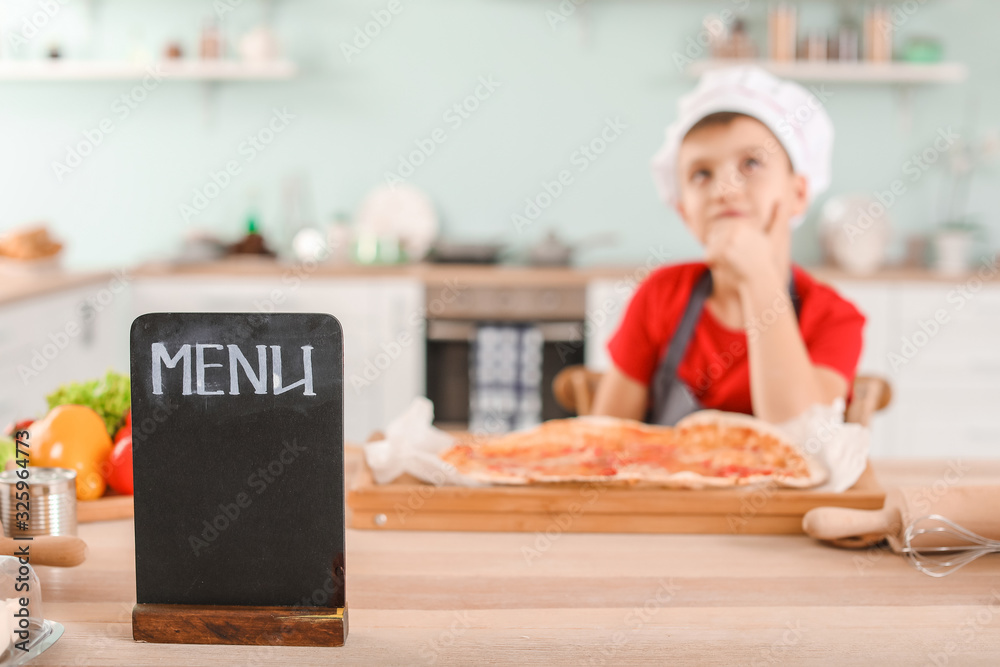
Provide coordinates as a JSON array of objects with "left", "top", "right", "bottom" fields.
[{"left": 28, "top": 405, "right": 113, "bottom": 501}]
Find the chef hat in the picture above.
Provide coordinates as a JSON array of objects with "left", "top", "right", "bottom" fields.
[{"left": 651, "top": 65, "right": 834, "bottom": 228}]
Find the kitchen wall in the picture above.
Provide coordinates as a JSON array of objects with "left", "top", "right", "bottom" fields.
[{"left": 1, "top": 0, "right": 997, "bottom": 270}]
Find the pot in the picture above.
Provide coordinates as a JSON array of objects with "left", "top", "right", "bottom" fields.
[{"left": 526, "top": 231, "right": 617, "bottom": 267}]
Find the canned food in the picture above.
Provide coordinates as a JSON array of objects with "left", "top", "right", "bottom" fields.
[{"left": 0, "top": 468, "right": 77, "bottom": 537}]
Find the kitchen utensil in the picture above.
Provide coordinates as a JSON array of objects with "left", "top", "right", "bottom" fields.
[
  {"left": 818, "top": 195, "right": 890, "bottom": 275},
  {"left": 803, "top": 485, "right": 1000, "bottom": 575},
  {"left": 0, "top": 468, "right": 77, "bottom": 537},
  {"left": 527, "top": 231, "right": 573, "bottom": 266},
  {"left": 526, "top": 230, "right": 618, "bottom": 267},
  {"left": 428, "top": 241, "right": 505, "bottom": 264},
  {"left": 176, "top": 231, "right": 226, "bottom": 264},
  {"left": 901, "top": 514, "right": 1000, "bottom": 577},
  {"left": 0, "top": 534, "right": 87, "bottom": 568}
]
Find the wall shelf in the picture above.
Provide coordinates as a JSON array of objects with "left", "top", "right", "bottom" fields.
[
  {"left": 0, "top": 60, "right": 298, "bottom": 82},
  {"left": 687, "top": 59, "right": 968, "bottom": 84}
]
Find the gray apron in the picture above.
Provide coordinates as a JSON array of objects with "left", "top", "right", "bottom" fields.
[{"left": 648, "top": 269, "right": 802, "bottom": 426}]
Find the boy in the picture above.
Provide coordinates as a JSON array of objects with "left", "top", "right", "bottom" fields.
[{"left": 592, "top": 66, "right": 865, "bottom": 425}]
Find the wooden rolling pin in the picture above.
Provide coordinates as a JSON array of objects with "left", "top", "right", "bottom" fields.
[
  {"left": 803, "top": 485, "right": 1000, "bottom": 551},
  {"left": 0, "top": 527, "right": 87, "bottom": 568}
]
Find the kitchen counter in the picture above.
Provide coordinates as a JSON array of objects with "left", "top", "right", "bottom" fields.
[
  {"left": 31, "top": 458, "right": 1000, "bottom": 666},
  {"left": 0, "top": 270, "right": 114, "bottom": 306},
  {"left": 3, "top": 259, "right": 998, "bottom": 307},
  {"left": 134, "top": 257, "right": 632, "bottom": 288},
  {"left": 137, "top": 257, "right": 1000, "bottom": 286}
]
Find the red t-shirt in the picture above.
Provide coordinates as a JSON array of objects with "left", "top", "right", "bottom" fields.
[{"left": 607, "top": 262, "right": 865, "bottom": 416}]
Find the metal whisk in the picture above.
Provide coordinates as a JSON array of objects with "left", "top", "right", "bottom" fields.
[{"left": 901, "top": 514, "right": 1000, "bottom": 577}]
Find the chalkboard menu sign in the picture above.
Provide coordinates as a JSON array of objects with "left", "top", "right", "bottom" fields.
[{"left": 130, "top": 313, "right": 347, "bottom": 646}]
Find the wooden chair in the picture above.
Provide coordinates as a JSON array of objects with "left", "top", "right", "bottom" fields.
[{"left": 553, "top": 365, "right": 892, "bottom": 427}]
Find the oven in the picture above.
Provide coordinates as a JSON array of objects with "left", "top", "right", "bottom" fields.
[{"left": 423, "top": 282, "right": 586, "bottom": 430}]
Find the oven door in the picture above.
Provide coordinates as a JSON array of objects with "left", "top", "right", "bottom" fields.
[{"left": 425, "top": 320, "right": 585, "bottom": 429}]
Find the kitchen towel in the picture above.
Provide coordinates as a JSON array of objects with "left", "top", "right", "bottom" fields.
[
  {"left": 776, "top": 397, "right": 870, "bottom": 493},
  {"left": 469, "top": 324, "right": 544, "bottom": 434},
  {"left": 363, "top": 397, "right": 483, "bottom": 486}
]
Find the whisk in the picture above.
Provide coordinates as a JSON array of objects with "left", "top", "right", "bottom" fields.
[
  {"left": 803, "top": 485, "right": 1000, "bottom": 576},
  {"left": 902, "top": 514, "right": 1000, "bottom": 578}
]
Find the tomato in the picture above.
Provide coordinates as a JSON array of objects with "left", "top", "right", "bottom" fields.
[
  {"left": 114, "top": 424, "right": 131, "bottom": 444},
  {"left": 4, "top": 419, "right": 34, "bottom": 437},
  {"left": 105, "top": 436, "right": 133, "bottom": 496}
]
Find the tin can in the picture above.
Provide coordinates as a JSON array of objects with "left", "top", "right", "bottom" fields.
[{"left": 0, "top": 468, "right": 78, "bottom": 537}]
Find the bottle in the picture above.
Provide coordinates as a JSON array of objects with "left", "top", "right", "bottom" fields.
[
  {"left": 768, "top": 3, "right": 797, "bottom": 62},
  {"left": 731, "top": 19, "right": 757, "bottom": 59},
  {"left": 864, "top": 4, "right": 893, "bottom": 62},
  {"left": 833, "top": 19, "right": 860, "bottom": 62},
  {"left": 803, "top": 29, "right": 827, "bottom": 61},
  {"left": 200, "top": 20, "right": 222, "bottom": 59},
  {"left": 325, "top": 212, "right": 354, "bottom": 265}
]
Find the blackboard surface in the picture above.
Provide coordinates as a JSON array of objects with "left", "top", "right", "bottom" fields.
[{"left": 130, "top": 313, "right": 345, "bottom": 608}]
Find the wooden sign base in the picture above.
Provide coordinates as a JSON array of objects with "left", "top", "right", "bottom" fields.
[{"left": 132, "top": 603, "right": 348, "bottom": 647}]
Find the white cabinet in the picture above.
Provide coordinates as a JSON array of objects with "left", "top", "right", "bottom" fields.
[
  {"left": 0, "top": 281, "right": 129, "bottom": 425},
  {"left": 585, "top": 276, "right": 1000, "bottom": 460},
  {"left": 826, "top": 283, "right": 894, "bottom": 377},
  {"left": 130, "top": 276, "right": 424, "bottom": 443},
  {"left": 877, "top": 283, "right": 1000, "bottom": 458},
  {"left": 827, "top": 281, "right": 896, "bottom": 457},
  {"left": 583, "top": 279, "right": 631, "bottom": 373}
]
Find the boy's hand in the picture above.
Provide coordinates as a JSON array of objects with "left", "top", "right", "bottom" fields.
[{"left": 704, "top": 201, "right": 787, "bottom": 290}]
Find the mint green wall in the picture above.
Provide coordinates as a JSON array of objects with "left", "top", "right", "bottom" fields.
[{"left": 1, "top": 0, "right": 996, "bottom": 269}]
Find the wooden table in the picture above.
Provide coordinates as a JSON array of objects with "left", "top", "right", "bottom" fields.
[{"left": 32, "top": 460, "right": 1000, "bottom": 666}]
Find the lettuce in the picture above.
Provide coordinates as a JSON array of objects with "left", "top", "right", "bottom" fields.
[{"left": 46, "top": 370, "right": 131, "bottom": 437}]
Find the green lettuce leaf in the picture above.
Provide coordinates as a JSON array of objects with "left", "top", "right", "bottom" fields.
[{"left": 46, "top": 370, "right": 131, "bottom": 437}]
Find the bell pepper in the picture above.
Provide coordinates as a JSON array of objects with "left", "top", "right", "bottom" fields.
[{"left": 29, "top": 405, "right": 113, "bottom": 500}]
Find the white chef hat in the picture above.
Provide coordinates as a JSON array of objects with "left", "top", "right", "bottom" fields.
[{"left": 651, "top": 65, "right": 834, "bottom": 228}]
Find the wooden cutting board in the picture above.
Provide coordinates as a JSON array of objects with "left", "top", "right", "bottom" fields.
[
  {"left": 78, "top": 493, "right": 134, "bottom": 523},
  {"left": 347, "top": 459, "right": 886, "bottom": 535}
]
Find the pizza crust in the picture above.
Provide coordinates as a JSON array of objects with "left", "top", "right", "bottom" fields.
[
  {"left": 675, "top": 410, "right": 828, "bottom": 489},
  {"left": 440, "top": 412, "right": 828, "bottom": 489}
]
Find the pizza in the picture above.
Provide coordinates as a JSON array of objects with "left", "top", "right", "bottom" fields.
[{"left": 439, "top": 412, "right": 826, "bottom": 489}]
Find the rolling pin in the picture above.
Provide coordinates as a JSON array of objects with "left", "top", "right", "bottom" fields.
[
  {"left": 803, "top": 485, "right": 1000, "bottom": 551},
  {"left": 0, "top": 524, "right": 87, "bottom": 568}
]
